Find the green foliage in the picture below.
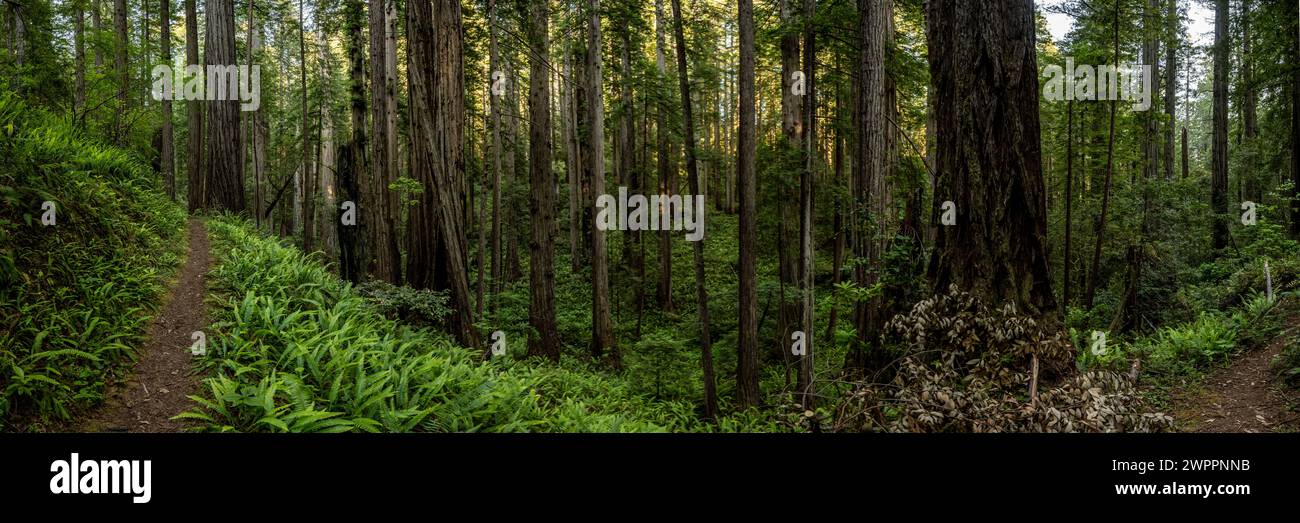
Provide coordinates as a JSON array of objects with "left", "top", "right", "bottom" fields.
[
  {"left": 0, "top": 91, "right": 185, "bottom": 428},
  {"left": 191, "top": 216, "right": 791, "bottom": 432},
  {"left": 357, "top": 281, "right": 451, "bottom": 328}
]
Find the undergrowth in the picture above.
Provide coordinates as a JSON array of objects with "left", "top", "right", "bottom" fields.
[
  {"left": 0, "top": 91, "right": 185, "bottom": 429},
  {"left": 185, "top": 216, "right": 786, "bottom": 432}
]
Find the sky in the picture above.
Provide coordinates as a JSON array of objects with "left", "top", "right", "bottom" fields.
[{"left": 1038, "top": 0, "right": 1216, "bottom": 47}]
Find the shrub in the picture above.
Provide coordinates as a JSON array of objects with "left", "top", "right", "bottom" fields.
[{"left": 835, "top": 287, "right": 1172, "bottom": 433}]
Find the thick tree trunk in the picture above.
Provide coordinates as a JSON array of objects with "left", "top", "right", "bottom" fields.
[
  {"left": 525, "top": 0, "right": 559, "bottom": 361},
  {"left": 736, "top": 0, "right": 760, "bottom": 409},
  {"left": 925, "top": 0, "right": 1061, "bottom": 332},
  {"left": 341, "top": 0, "right": 367, "bottom": 283},
  {"left": 300, "top": 0, "right": 315, "bottom": 253},
  {"left": 202, "top": 0, "right": 244, "bottom": 212},
  {"left": 407, "top": 0, "right": 479, "bottom": 350},
  {"left": 1211, "top": 0, "right": 1230, "bottom": 250},
  {"left": 369, "top": 0, "right": 401, "bottom": 283},
  {"left": 851, "top": 0, "right": 895, "bottom": 371}
]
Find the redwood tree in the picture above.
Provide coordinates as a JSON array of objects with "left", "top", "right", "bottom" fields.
[{"left": 924, "top": 0, "right": 1058, "bottom": 322}]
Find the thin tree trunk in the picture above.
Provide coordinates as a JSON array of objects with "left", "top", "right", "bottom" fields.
[
  {"left": 796, "top": 0, "right": 816, "bottom": 411},
  {"left": 184, "top": 0, "right": 202, "bottom": 213},
  {"left": 74, "top": 3, "right": 86, "bottom": 119},
  {"left": 114, "top": 0, "right": 128, "bottom": 144},
  {"left": 300, "top": 0, "right": 315, "bottom": 253},
  {"left": 587, "top": 0, "right": 618, "bottom": 367},
  {"left": 1063, "top": 99, "right": 1074, "bottom": 306},
  {"left": 488, "top": 0, "right": 504, "bottom": 306},
  {"left": 1164, "top": 0, "right": 1176, "bottom": 181},
  {"left": 1084, "top": 2, "right": 1121, "bottom": 310},
  {"left": 654, "top": 0, "right": 674, "bottom": 312},
  {"left": 1211, "top": 0, "right": 1230, "bottom": 250},
  {"left": 736, "top": 0, "right": 760, "bottom": 409},
  {"left": 670, "top": 0, "right": 718, "bottom": 418}
]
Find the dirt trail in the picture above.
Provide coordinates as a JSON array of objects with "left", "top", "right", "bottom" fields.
[
  {"left": 75, "top": 218, "right": 210, "bottom": 433},
  {"left": 1172, "top": 315, "right": 1300, "bottom": 433}
]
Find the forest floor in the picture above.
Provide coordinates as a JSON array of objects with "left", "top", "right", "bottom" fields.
[
  {"left": 1171, "top": 314, "right": 1300, "bottom": 433},
  {"left": 72, "top": 219, "right": 210, "bottom": 433}
]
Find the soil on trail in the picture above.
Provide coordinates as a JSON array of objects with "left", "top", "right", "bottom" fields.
[
  {"left": 1172, "top": 315, "right": 1300, "bottom": 433},
  {"left": 75, "top": 219, "right": 210, "bottom": 433}
]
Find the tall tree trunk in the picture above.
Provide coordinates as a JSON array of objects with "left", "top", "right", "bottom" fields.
[
  {"left": 654, "top": 0, "right": 675, "bottom": 312},
  {"left": 93, "top": 0, "right": 103, "bottom": 69},
  {"left": 408, "top": 0, "right": 480, "bottom": 350},
  {"left": 736, "top": 0, "right": 760, "bottom": 409},
  {"left": 488, "top": 0, "right": 504, "bottom": 306},
  {"left": 249, "top": 0, "right": 266, "bottom": 226},
  {"left": 524, "top": 0, "right": 559, "bottom": 361},
  {"left": 1291, "top": 0, "right": 1300, "bottom": 239},
  {"left": 587, "top": 0, "right": 618, "bottom": 366},
  {"left": 300, "top": 0, "right": 315, "bottom": 253},
  {"left": 114, "top": 0, "right": 128, "bottom": 144},
  {"left": 184, "top": 0, "right": 202, "bottom": 212},
  {"left": 1163, "top": 0, "right": 1176, "bottom": 181},
  {"left": 74, "top": 2, "right": 86, "bottom": 119},
  {"left": 160, "top": 0, "right": 173, "bottom": 199},
  {"left": 1084, "top": 2, "right": 1121, "bottom": 310},
  {"left": 620, "top": 26, "right": 644, "bottom": 336},
  {"left": 369, "top": 0, "right": 401, "bottom": 283},
  {"left": 776, "top": 0, "right": 802, "bottom": 366},
  {"left": 925, "top": 0, "right": 1062, "bottom": 348},
  {"left": 851, "top": 0, "right": 895, "bottom": 370},
  {"left": 796, "top": 0, "right": 816, "bottom": 410},
  {"left": 203, "top": 0, "right": 244, "bottom": 212},
  {"left": 341, "top": 0, "right": 367, "bottom": 283},
  {"left": 1063, "top": 99, "right": 1074, "bottom": 306},
  {"left": 670, "top": 0, "right": 718, "bottom": 418},
  {"left": 1211, "top": 0, "right": 1230, "bottom": 250},
  {"left": 1113, "top": 0, "right": 1161, "bottom": 334}
]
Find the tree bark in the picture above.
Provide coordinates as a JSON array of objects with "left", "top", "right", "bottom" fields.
[
  {"left": 654, "top": 0, "right": 675, "bottom": 313},
  {"left": 796, "top": 0, "right": 816, "bottom": 410},
  {"left": 407, "top": 0, "right": 480, "bottom": 350},
  {"left": 587, "top": 0, "right": 619, "bottom": 366},
  {"left": 1211, "top": 0, "right": 1230, "bottom": 250},
  {"left": 300, "top": 0, "right": 315, "bottom": 253},
  {"left": 114, "top": 0, "right": 128, "bottom": 144},
  {"left": 525, "top": 0, "right": 559, "bottom": 361},
  {"left": 184, "top": 0, "right": 202, "bottom": 213},
  {"left": 736, "top": 0, "right": 760, "bottom": 408},
  {"left": 341, "top": 0, "right": 367, "bottom": 283},
  {"left": 925, "top": 0, "right": 1061, "bottom": 329},
  {"left": 74, "top": 2, "right": 86, "bottom": 120},
  {"left": 369, "top": 0, "right": 401, "bottom": 283},
  {"left": 670, "top": 0, "right": 718, "bottom": 418},
  {"left": 202, "top": 0, "right": 244, "bottom": 212}
]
